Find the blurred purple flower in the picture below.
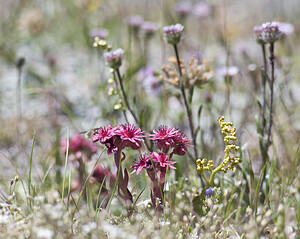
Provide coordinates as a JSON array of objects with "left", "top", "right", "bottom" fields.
[
  {"left": 163, "top": 23, "right": 184, "bottom": 45},
  {"left": 141, "top": 21, "right": 158, "bottom": 38},
  {"left": 278, "top": 22, "right": 294, "bottom": 35},
  {"left": 138, "top": 66, "right": 161, "bottom": 96},
  {"left": 127, "top": 15, "right": 144, "bottom": 33},
  {"left": 89, "top": 29, "right": 109, "bottom": 39},
  {"left": 219, "top": 66, "right": 239, "bottom": 77},
  {"left": 103, "top": 48, "right": 124, "bottom": 69},
  {"left": 192, "top": 2, "right": 211, "bottom": 18},
  {"left": 174, "top": 1, "right": 192, "bottom": 17}
]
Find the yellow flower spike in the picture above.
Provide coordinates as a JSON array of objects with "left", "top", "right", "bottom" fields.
[{"left": 198, "top": 116, "right": 241, "bottom": 187}]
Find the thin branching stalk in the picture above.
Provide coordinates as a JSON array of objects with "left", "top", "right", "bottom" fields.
[
  {"left": 173, "top": 44, "right": 198, "bottom": 159},
  {"left": 28, "top": 131, "right": 35, "bottom": 207}
]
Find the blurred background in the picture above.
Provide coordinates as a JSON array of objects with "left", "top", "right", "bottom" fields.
[{"left": 0, "top": 0, "right": 299, "bottom": 188}]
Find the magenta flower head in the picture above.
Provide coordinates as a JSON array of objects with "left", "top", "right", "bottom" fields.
[
  {"left": 115, "top": 124, "right": 145, "bottom": 150},
  {"left": 149, "top": 126, "right": 192, "bottom": 155},
  {"left": 141, "top": 21, "right": 158, "bottom": 38},
  {"left": 149, "top": 126, "right": 179, "bottom": 153},
  {"left": 91, "top": 126, "right": 118, "bottom": 156},
  {"left": 174, "top": 1, "right": 192, "bottom": 17},
  {"left": 254, "top": 22, "right": 282, "bottom": 44},
  {"left": 89, "top": 28, "right": 109, "bottom": 39},
  {"left": 131, "top": 154, "right": 152, "bottom": 175},
  {"left": 150, "top": 152, "right": 176, "bottom": 169},
  {"left": 163, "top": 23, "right": 184, "bottom": 45},
  {"left": 60, "top": 134, "right": 98, "bottom": 161},
  {"left": 103, "top": 48, "right": 125, "bottom": 70}
]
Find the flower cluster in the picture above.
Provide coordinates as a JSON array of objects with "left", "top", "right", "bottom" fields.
[
  {"left": 253, "top": 22, "right": 282, "bottom": 44},
  {"left": 160, "top": 56, "right": 213, "bottom": 88},
  {"left": 174, "top": 2, "right": 192, "bottom": 18},
  {"left": 173, "top": 1, "right": 212, "bottom": 19},
  {"left": 60, "top": 134, "right": 98, "bottom": 161},
  {"left": 148, "top": 126, "right": 192, "bottom": 155},
  {"left": 126, "top": 15, "right": 158, "bottom": 38},
  {"left": 163, "top": 24, "right": 184, "bottom": 45},
  {"left": 196, "top": 117, "right": 241, "bottom": 187},
  {"left": 89, "top": 28, "right": 109, "bottom": 40},
  {"left": 91, "top": 124, "right": 145, "bottom": 155},
  {"left": 103, "top": 48, "right": 125, "bottom": 70},
  {"left": 217, "top": 116, "right": 241, "bottom": 173}
]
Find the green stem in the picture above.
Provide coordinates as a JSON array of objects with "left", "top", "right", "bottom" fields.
[{"left": 173, "top": 44, "right": 198, "bottom": 159}]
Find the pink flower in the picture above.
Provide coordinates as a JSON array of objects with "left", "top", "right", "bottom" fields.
[
  {"left": 115, "top": 125, "right": 145, "bottom": 150},
  {"left": 131, "top": 154, "right": 152, "bottom": 175},
  {"left": 148, "top": 126, "right": 192, "bottom": 155},
  {"left": 91, "top": 126, "right": 119, "bottom": 155},
  {"left": 60, "top": 134, "right": 98, "bottom": 161},
  {"left": 150, "top": 152, "right": 176, "bottom": 169},
  {"left": 92, "top": 165, "right": 116, "bottom": 185}
]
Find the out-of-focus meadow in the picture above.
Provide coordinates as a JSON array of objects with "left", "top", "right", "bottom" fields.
[{"left": 0, "top": 0, "right": 300, "bottom": 238}]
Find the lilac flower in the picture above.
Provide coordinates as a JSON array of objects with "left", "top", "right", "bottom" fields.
[
  {"left": 138, "top": 66, "right": 161, "bottom": 95},
  {"left": 254, "top": 22, "right": 282, "bottom": 44},
  {"left": 103, "top": 48, "right": 125, "bottom": 69},
  {"left": 163, "top": 23, "right": 184, "bottom": 45},
  {"left": 192, "top": 2, "right": 211, "bottom": 19},
  {"left": 141, "top": 21, "right": 158, "bottom": 38},
  {"left": 278, "top": 22, "right": 294, "bottom": 35},
  {"left": 174, "top": 1, "right": 192, "bottom": 17},
  {"left": 89, "top": 28, "right": 109, "bottom": 39},
  {"left": 219, "top": 66, "right": 239, "bottom": 78},
  {"left": 127, "top": 15, "right": 144, "bottom": 33}
]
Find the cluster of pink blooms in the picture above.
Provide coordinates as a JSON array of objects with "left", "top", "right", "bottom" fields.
[
  {"left": 131, "top": 126, "right": 192, "bottom": 175},
  {"left": 91, "top": 125, "right": 145, "bottom": 156},
  {"left": 60, "top": 134, "right": 98, "bottom": 161}
]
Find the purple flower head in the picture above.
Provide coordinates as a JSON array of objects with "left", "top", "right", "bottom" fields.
[
  {"left": 115, "top": 124, "right": 145, "bottom": 150},
  {"left": 103, "top": 48, "right": 125, "bottom": 70},
  {"left": 141, "top": 21, "right": 158, "bottom": 38},
  {"left": 219, "top": 66, "right": 239, "bottom": 78},
  {"left": 205, "top": 187, "right": 213, "bottom": 196},
  {"left": 163, "top": 23, "right": 184, "bottom": 45},
  {"left": 89, "top": 28, "right": 109, "bottom": 39},
  {"left": 174, "top": 1, "right": 192, "bottom": 17},
  {"left": 150, "top": 152, "right": 176, "bottom": 169},
  {"left": 131, "top": 154, "right": 152, "bottom": 175},
  {"left": 254, "top": 22, "right": 282, "bottom": 44},
  {"left": 192, "top": 2, "right": 211, "bottom": 19},
  {"left": 127, "top": 15, "right": 144, "bottom": 33},
  {"left": 60, "top": 134, "right": 98, "bottom": 161},
  {"left": 278, "top": 22, "right": 294, "bottom": 35},
  {"left": 138, "top": 66, "right": 161, "bottom": 96}
]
